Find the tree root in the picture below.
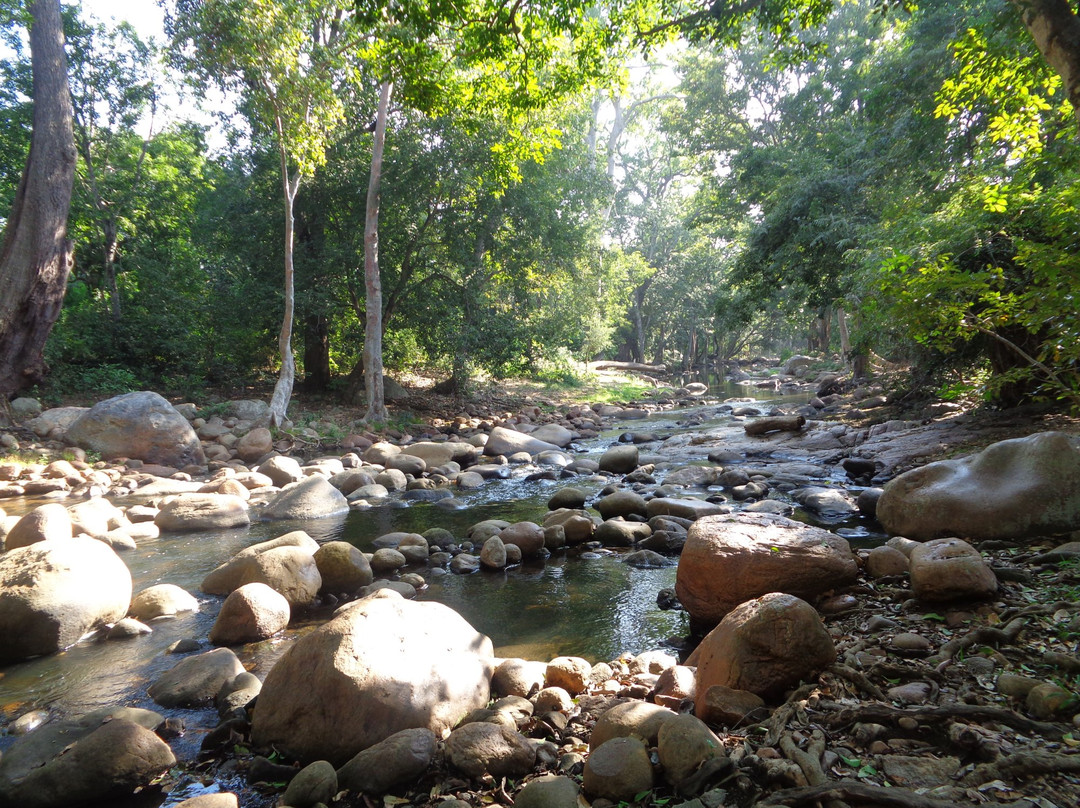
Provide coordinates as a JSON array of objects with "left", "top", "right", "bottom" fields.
[
  {"left": 778, "top": 730, "right": 849, "bottom": 808},
  {"left": 936, "top": 617, "right": 1026, "bottom": 671},
  {"left": 756, "top": 782, "right": 977, "bottom": 808},
  {"left": 817, "top": 702, "right": 1065, "bottom": 739},
  {"left": 827, "top": 664, "right": 885, "bottom": 701},
  {"left": 766, "top": 684, "right": 818, "bottom": 746},
  {"left": 963, "top": 750, "right": 1080, "bottom": 785}
]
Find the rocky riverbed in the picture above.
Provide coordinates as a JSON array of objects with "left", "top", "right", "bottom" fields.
[{"left": 2, "top": 369, "right": 1080, "bottom": 808}]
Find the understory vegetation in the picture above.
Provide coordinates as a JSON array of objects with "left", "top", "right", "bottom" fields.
[{"left": 1, "top": 0, "right": 1078, "bottom": 411}]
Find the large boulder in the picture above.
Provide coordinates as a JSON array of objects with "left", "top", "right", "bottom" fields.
[
  {"left": 483, "top": 426, "right": 561, "bottom": 458},
  {"left": 261, "top": 475, "right": 350, "bottom": 520},
  {"left": 0, "top": 709, "right": 174, "bottom": 808},
  {"left": 0, "top": 537, "right": 131, "bottom": 662},
  {"left": 24, "top": 406, "right": 87, "bottom": 438},
  {"left": 876, "top": 432, "right": 1080, "bottom": 541},
  {"left": 4, "top": 503, "right": 72, "bottom": 549},
  {"left": 693, "top": 592, "right": 835, "bottom": 703},
  {"left": 148, "top": 647, "right": 246, "bottom": 707},
  {"left": 201, "top": 533, "right": 321, "bottom": 607},
  {"left": 675, "top": 512, "right": 857, "bottom": 626},
  {"left": 209, "top": 582, "right": 291, "bottom": 645},
  {"left": 64, "top": 391, "right": 205, "bottom": 468},
  {"left": 402, "top": 441, "right": 478, "bottom": 469},
  {"left": 251, "top": 591, "right": 495, "bottom": 765},
  {"left": 154, "top": 493, "right": 250, "bottom": 532}
]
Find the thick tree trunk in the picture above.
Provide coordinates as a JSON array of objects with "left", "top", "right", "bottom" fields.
[
  {"left": 0, "top": 0, "right": 77, "bottom": 400},
  {"left": 302, "top": 313, "right": 331, "bottom": 390},
  {"left": 363, "top": 80, "right": 392, "bottom": 423},
  {"left": 1014, "top": 0, "right": 1080, "bottom": 127}
]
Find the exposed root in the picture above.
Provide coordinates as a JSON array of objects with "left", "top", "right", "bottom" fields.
[{"left": 757, "top": 782, "right": 977, "bottom": 808}]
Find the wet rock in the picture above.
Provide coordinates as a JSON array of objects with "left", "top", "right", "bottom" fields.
[
  {"left": 314, "top": 541, "right": 373, "bottom": 594},
  {"left": 646, "top": 497, "right": 729, "bottom": 520},
  {"left": 370, "top": 548, "right": 407, "bottom": 574},
  {"left": 450, "top": 553, "right": 480, "bottom": 574},
  {"left": 129, "top": 583, "right": 200, "bottom": 620},
  {"left": 480, "top": 536, "right": 507, "bottom": 569},
  {"left": 0, "top": 714, "right": 175, "bottom": 808},
  {"left": 336, "top": 727, "right": 438, "bottom": 795},
  {"left": 877, "top": 432, "right": 1080, "bottom": 541},
  {"left": 483, "top": 426, "right": 561, "bottom": 458},
  {"left": 498, "top": 521, "right": 545, "bottom": 557},
  {"left": 258, "top": 455, "right": 305, "bottom": 487},
  {"left": 107, "top": 617, "right": 152, "bottom": 639},
  {"left": 282, "top": 760, "right": 337, "bottom": 808},
  {"left": 693, "top": 593, "right": 835, "bottom": 702},
  {"left": 791, "top": 487, "right": 857, "bottom": 517},
  {"left": 857, "top": 487, "right": 884, "bottom": 517},
  {"left": 532, "top": 424, "right": 575, "bottom": 448},
  {"left": 597, "top": 519, "right": 652, "bottom": 547},
  {"left": 596, "top": 490, "right": 648, "bottom": 519},
  {"left": 909, "top": 538, "right": 997, "bottom": 602},
  {"left": 251, "top": 592, "right": 494, "bottom": 764},
  {"left": 201, "top": 532, "right": 321, "bottom": 607},
  {"left": 261, "top": 475, "right": 350, "bottom": 520},
  {"left": 5, "top": 503, "right": 72, "bottom": 549},
  {"left": 155, "top": 493, "right": 250, "bottom": 532},
  {"left": 676, "top": 513, "right": 857, "bottom": 626},
  {"left": 583, "top": 737, "right": 654, "bottom": 801},
  {"left": 65, "top": 391, "right": 205, "bottom": 468},
  {"left": 149, "top": 647, "right": 246, "bottom": 708},
  {"left": 217, "top": 671, "right": 262, "bottom": 718},
  {"left": 173, "top": 795, "right": 239, "bottom": 808},
  {"left": 209, "top": 582, "right": 290, "bottom": 646},
  {"left": 549, "top": 487, "right": 587, "bottom": 510},
  {"left": 599, "top": 445, "right": 639, "bottom": 474},
  {"left": 0, "top": 537, "right": 131, "bottom": 662},
  {"left": 444, "top": 722, "right": 536, "bottom": 778}
]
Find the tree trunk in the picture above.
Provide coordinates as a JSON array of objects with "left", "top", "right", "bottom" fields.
[
  {"left": 303, "top": 313, "right": 331, "bottom": 391},
  {"left": 363, "top": 80, "right": 392, "bottom": 423},
  {"left": 103, "top": 217, "right": 120, "bottom": 321},
  {"left": 267, "top": 117, "right": 300, "bottom": 428},
  {"left": 0, "top": 0, "right": 77, "bottom": 401},
  {"left": 1014, "top": 0, "right": 1080, "bottom": 128}
]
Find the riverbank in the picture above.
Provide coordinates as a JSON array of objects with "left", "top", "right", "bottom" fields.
[{"left": 2, "top": 362, "right": 1080, "bottom": 808}]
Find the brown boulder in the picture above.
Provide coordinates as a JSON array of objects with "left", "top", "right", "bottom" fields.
[
  {"left": 877, "top": 432, "right": 1080, "bottom": 541},
  {"left": 65, "top": 391, "right": 204, "bottom": 468},
  {"left": 209, "top": 582, "right": 290, "bottom": 645},
  {"left": 693, "top": 592, "right": 835, "bottom": 703},
  {"left": 909, "top": 538, "right": 998, "bottom": 602},
  {"left": 4, "top": 503, "right": 72, "bottom": 549},
  {"left": 676, "top": 513, "right": 857, "bottom": 626},
  {"left": 250, "top": 591, "right": 494, "bottom": 764}
]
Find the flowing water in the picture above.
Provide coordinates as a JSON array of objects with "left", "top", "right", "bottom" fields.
[{"left": 0, "top": 381, "right": 884, "bottom": 762}]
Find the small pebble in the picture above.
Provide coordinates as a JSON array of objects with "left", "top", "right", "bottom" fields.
[
  {"left": 897, "top": 717, "right": 919, "bottom": 731},
  {"left": 891, "top": 633, "right": 931, "bottom": 651}
]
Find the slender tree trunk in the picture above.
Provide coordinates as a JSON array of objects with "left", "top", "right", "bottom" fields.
[
  {"left": 267, "top": 116, "right": 299, "bottom": 428},
  {"left": 837, "top": 306, "right": 851, "bottom": 359},
  {"left": 1014, "top": 0, "right": 1080, "bottom": 128},
  {"left": 303, "top": 313, "right": 331, "bottom": 390},
  {"left": 0, "top": 0, "right": 77, "bottom": 401},
  {"left": 103, "top": 217, "right": 120, "bottom": 321},
  {"left": 363, "top": 80, "right": 392, "bottom": 423}
]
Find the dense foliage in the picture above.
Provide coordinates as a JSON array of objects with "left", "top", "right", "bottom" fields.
[{"left": 1, "top": 0, "right": 1078, "bottom": 410}]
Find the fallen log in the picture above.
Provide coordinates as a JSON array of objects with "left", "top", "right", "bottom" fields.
[
  {"left": 592, "top": 360, "right": 668, "bottom": 373},
  {"left": 745, "top": 415, "right": 805, "bottom": 436}
]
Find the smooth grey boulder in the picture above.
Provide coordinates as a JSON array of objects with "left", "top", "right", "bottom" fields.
[
  {"left": 877, "top": 431, "right": 1080, "bottom": 541},
  {"left": 148, "top": 647, "right": 246, "bottom": 708},
  {"left": 483, "top": 426, "right": 561, "bottom": 458},
  {"left": 0, "top": 708, "right": 174, "bottom": 808},
  {"left": 251, "top": 591, "right": 494, "bottom": 765},
  {"left": 261, "top": 475, "right": 350, "bottom": 520},
  {"left": 65, "top": 391, "right": 204, "bottom": 468},
  {"left": 0, "top": 537, "right": 131, "bottom": 662}
]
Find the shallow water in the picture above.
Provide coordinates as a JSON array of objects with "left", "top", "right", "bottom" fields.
[{"left": 0, "top": 383, "right": 884, "bottom": 758}]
